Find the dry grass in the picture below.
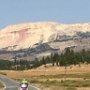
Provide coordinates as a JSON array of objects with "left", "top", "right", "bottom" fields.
[
  {"left": 0, "top": 64, "right": 90, "bottom": 79},
  {"left": 0, "top": 64, "right": 90, "bottom": 90}
]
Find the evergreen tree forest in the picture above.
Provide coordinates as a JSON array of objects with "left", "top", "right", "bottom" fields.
[{"left": 0, "top": 48, "right": 90, "bottom": 70}]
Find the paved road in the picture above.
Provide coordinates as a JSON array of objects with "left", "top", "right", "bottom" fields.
[{"left": 0, "top": 75, "right": 40, "bottom": 90}]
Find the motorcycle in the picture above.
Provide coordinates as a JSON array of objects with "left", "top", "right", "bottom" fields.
[{"left": 19, "top": 83, "right": 28, "bottom": 90}]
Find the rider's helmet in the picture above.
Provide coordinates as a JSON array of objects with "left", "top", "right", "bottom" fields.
[{"left": 21, "top": 79, "right": 28, "bottom": 84}]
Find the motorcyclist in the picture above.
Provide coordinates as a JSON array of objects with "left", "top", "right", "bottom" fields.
[{"left": 20, "top": 79, "right": 28, "bottom": 90}]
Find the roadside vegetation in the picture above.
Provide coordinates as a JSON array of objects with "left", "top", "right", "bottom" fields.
[
  {"left": 0, "top": 81, "right": 4, "bottom": 89},
  {"left": 30, "top": 79, "right": 90, "bottom": 87}
]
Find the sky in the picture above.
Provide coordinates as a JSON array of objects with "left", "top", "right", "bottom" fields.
[{"left": 0, "top": 0, "right": 90, "bottom": 29}]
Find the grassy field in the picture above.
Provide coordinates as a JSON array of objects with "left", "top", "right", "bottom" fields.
[
  {"left": 26, "top": 72, "right": 90, "bottom": 90},
  {"left": 0, "top": 64, "right": 90, "bottom": 90}
]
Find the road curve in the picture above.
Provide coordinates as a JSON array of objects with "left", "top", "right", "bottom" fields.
[{"left": 0, "top": 75, "right": 40, "bottom": 90}]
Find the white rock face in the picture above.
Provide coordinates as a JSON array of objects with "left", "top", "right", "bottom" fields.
[{"left": 0, "top": 22, "right": 90, "bottom": 50}]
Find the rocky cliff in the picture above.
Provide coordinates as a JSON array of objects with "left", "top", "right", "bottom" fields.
[{"left": 0, "top": 22, "right": 90, "bottom": 51}]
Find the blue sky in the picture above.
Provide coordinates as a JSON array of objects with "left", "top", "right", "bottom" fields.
[{"left": 0, "top": 0, "right": 90, "bottom": 28}]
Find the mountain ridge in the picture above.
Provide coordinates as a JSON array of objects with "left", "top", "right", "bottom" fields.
[{"left": 0, "top": 22, "right": 90, "bottom": 51}]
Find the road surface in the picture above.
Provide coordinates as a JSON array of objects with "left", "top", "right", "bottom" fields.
[{"left": 0, "top": 75, "right": 40, "bottom": 90}]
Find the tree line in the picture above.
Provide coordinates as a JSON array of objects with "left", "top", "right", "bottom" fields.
[
  {"left": 51, "top": 48, "right": 90, "bottom": 67},
  {"left": 0, "top": 48, "right": 90, "bottom": 70}
]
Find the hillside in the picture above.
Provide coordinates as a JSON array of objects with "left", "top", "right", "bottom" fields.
[{"left": 0, "top": 22, "right": 90, "bottom": 60}]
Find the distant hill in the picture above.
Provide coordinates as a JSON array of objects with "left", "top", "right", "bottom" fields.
[{"left": 0, "top": 22, "right": 90, "bottom": 60}]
